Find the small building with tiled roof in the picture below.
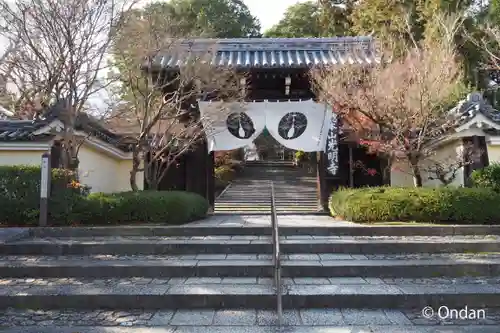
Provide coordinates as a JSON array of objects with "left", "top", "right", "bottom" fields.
[
  {"left": 0, "top": 100, "right": 143, "bottom": 193},
  {"left": 391, "top": 92, "right": 500, "bottom": 187}
]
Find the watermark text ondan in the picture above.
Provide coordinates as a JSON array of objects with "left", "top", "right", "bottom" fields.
[{"left": 421, "top": 306, "right": 486, "bottom": 320}]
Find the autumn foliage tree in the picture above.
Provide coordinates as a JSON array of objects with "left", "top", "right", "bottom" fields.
[{"left": 312, "top": 14, "right": 469, "bottom": 187}]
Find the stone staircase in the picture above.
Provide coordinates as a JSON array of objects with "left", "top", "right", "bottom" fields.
[
  {"left": 1, "top": 216, "right": 500, "bottom": 331},
  {"left": 215, "top": 160, "right": 321, "bottom": 214}
]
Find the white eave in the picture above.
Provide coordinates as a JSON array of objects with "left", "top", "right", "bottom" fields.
[
  {"left": 454, "top": 113, "right": 500, "bottom": 133},
  {"left": 0, "top": 119, "right": 132, "bottom": 159}
]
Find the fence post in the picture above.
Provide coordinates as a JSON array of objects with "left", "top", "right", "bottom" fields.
[{"left": 39, "top": 152, "right": 51, "bottom": 227}]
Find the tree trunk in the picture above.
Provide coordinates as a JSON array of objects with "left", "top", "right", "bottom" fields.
[
  {"left": 129, "top": 149, "right": 141, "bottom": 191},
  {"left": 61, "top": 146, "right": 79, "bottom": 172},
  {"left": 409, "top": 160, "right": 423, "bottom": 187}
]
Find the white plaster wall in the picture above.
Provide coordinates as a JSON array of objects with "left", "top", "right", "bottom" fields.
[
  {"left": 421, "top": 141, "right": 464, "bottom": 187},
  {"left": 390, "top": 161, "right": 414, "bottom": 187},
  {"left": 390, "top": 140, "right": 464, "bottom": 187},
  {"left": 488, "top": 145, "right": 500, "bottom": 163},
  {"left": 0, "top": 143, "right": 144, "bottom": 194},
  {"left": 115, "top": 159, "right": 144, "bottom": 192},
  {"left": 78, "top": 145, "right": 119, "bottom": 193},
  {"left": 0, "top": 151, "right": 46, "bottom": 166},
  {"left": 78, "top": 144, "right": 144, "bottom": 193}
]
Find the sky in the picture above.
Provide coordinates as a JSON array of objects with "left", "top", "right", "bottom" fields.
[
  {"left": 134, "top": 0, "right": 310, "bottom": 31},
  {"left": 243, "top": 0, "right": 309, "bottom": 31}
]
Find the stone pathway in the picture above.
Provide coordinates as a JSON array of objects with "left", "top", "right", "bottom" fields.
[
  {"left": 1, "top": 276, "right": 500, "bottom": 289},
  {"left": 185, "top": 215, "right": 354, "bottom": 227},
  {"left": 2, "top": 307, "right": 499, "bottom": 327},
  {"left": 3, "top": 252, "right": 500, "bottom": 263}
]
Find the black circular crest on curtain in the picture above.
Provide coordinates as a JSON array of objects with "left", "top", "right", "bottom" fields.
[
  {"left": 278, "top": 112, "right": 307, "bottom": 140},
  {"left": 226, "top": 112, "right": 255, "bottom": 139}
]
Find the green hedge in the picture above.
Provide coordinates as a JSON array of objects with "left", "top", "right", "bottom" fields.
[
  {"left": 329, "top": 186, "right": 500, "bottom": 224},
  {"left": 472, "top": 163, "right": 500, "bottom": 192},
  {"left": 0, "top": 165, "right": 84, "bottom": 225},
  {"left": 73, "top": 191, "right": 209, "bottom": 225},
  {"left": 0, "top": 165, "right": 209, "bottom": 226}
]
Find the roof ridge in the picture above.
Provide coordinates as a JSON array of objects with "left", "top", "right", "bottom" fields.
[{"left": 176, "top": 37, "right": 372, "bottom": 43}]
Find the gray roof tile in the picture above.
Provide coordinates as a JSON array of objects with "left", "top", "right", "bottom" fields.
[
  {"left": 0, "top": 120, "right": 48, "bottom": 141},
  {"left": 150, "top": 37, "right": 378, "bottom": 69},
  {"left": 448, "top": 92, "right": 500, "bottom": 126}
]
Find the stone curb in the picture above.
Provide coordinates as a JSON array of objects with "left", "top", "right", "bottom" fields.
[
  {"left": 2, "top": 259, "right": 500, "bottom": 278},
  {"left": 0, "top": 228, "right": 30, "bottom": 244},
  {"left": 26, "top": 225, "right": 500, "bottom": 238},
  {"left": 1, "top": 290, "right": 500, "bottom": 310},
  {"left": 3, "top": 240, "right": 500, "bottom": 255}
]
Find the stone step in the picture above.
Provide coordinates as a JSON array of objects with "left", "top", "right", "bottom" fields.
[
  {"left": 214, "top": 205, "right": 319, "bottom": 208},
  {"left": 224, "top": 185, "right": 317, "bottom": 188},
  {"left": 216, "top": 195, "right": 318, "bottom": 198},
  {"left": 223, "top": 189, "right": 317, "bottom": 191},
  {"left": 213, "top": 210, "right": 321, "bottom": 215},
  {"left": 232, "top": 180, "right": 317, "bottom": 183},
  {"left": 1, "top": 277, "right": 500, "bottom": 310},
  {"left": 216, "top": 197, "right": 318, "bottom": 200},
  {"left": 214, "top": 204, "right": 319, "bottom": 208},
  {"left": 1, "top": 327, "right": 499, "bottom": 333},
  {"left": 217, "top": 194, "right": 318, "bottom": 198},
  {"left": 214, "top": 207, "right": 319, "bottom": 211},
  {"left": 4, "top": 235, "right": 500, "bottom": 255},
  {"left": 213, "top": 211, "right": 326, "bottom": 216},
  {"left": 25, "top": 224, "right": 500, "bottom": 238},
  {"left": 1, "top": 307, "right": 500, "bottom": 332},
  {"left": 216, "top": 198, "right": 318, "bottom": 201},
  {"left": 3, "top": 254, "right": 500, "bottom": 278}
]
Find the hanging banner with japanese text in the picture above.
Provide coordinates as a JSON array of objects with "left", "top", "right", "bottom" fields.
[{"left": 326, "top": 110, "right": 340, "bottom": 176}]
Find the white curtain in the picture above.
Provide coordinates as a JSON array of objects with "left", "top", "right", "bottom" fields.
[
  {"left": 265, "top": 100, "right": 331, "bottom": 152},
  {"left": 199, "top": 101, "right": 266, "bottom": 152}
]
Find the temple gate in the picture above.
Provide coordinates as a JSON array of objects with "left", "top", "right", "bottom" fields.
[{"left": 144, "top": 37, "right": 386, "bottom": 210}]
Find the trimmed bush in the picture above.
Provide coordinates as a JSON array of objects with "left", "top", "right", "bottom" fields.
[
  {"left": 0, "top": 165, "right": 84, "bottom": 225},
  {"left": 329, "top": 186, "right": 500, "bottom": 224},
  {"left": 471, "top": 163, "right": 500, "bottom": 192},
  {"left": 72, "top": 191, "right": 209, "bottom": 225},
  {"left": 0, "top": 165, "right": 209, "bottom": 226}
]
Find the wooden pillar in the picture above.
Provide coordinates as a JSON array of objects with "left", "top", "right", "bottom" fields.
[
  {"left": 50, "top": 141, "right": 62, "bottom": 169},
  {"left": 207, "top": 150, "right": 215, "bottom": 209},
  {"left": 185, "top": 144, "right": 208, "bottom": 197},
  {"left": 317, "top": 152, "right": 329, "bottom": 211},
  {"left": 348, "top": 144, "right": 354, "bottom": 188}
]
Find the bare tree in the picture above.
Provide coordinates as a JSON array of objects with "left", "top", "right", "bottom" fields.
[
  {"left": 423, "top": 144, "right": 481, "bottom": 186},
  {"left": 312, "top": 14, "right": 468, "bottom": 187},
  {"left": 109, "top": 9, "right": 242, "bottom": 191},
  {"left": 0, "top": 0, "right": 134, "bottom": 169}
]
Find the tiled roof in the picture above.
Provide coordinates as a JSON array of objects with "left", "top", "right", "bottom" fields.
[
  {"left": 0, "top": 119, "right": 50, "bottom": 141},
  {"left": 149, "top": 37, "right": 379, "bottom": 70},
  {"left": 448, "top": 92, "right": 500, "bottom": 126},
  {"left": 0, "top": 101, "right": 132, "bottom": 151}
]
